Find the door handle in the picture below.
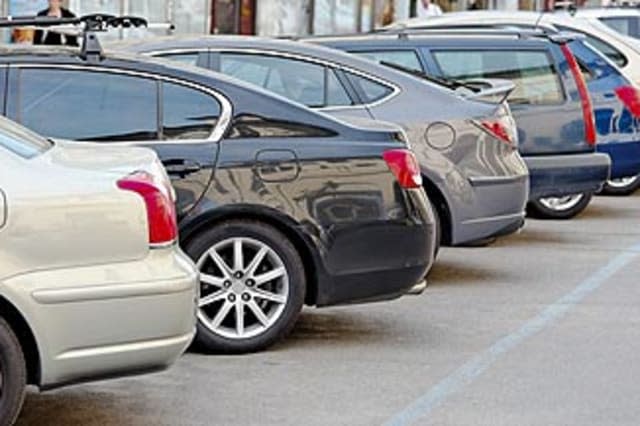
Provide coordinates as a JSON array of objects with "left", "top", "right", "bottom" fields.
[{"left": 163, "top": 159, "right": 202, "bottom": 177}]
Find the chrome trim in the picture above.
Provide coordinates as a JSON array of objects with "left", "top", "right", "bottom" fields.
[
  {"left": 11, "top": 63, "right": 233, "bottom": 144},
  {"left": 143, "top": 47, "right": 402, "bottom": 110},
  {"left": 407, "top": 279, "right": 427, "bottom": 295}
]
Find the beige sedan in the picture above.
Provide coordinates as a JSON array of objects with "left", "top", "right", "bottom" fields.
[{"left": 0, "top": 117, "right": 198, "bottom": 425}]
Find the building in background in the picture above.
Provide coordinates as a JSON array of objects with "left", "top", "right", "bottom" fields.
[{"left": 0, "top": 0, "right": 623, "bottom": 39}]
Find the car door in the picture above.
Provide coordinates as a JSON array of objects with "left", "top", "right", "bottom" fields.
[{"left": 5, "top": 65, "right": 222, "bottom": 218}]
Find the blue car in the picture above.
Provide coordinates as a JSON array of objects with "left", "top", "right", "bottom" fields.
[{"left": 312, "top": 29, "right": 618, "bottom": 218}]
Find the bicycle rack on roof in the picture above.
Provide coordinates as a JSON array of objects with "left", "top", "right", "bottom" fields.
[{"left": 0, "top": 14, "right": 148, "bottom": 61}]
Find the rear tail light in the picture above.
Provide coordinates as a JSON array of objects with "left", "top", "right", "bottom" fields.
[
  {"left": 117, "top": 171, "right": 178, "bottom": 246},
  {"left": 383, "top": 149, "right": 423, "bottom": 189},
  {"left": 479, "top": 119, "right": 514, "bottom": 145},
  {"left": 614, "top": 85, "right": 640, "bottom": 118},
  {"left": 561, "top": 43, "right": 597, "bottom": 146}
]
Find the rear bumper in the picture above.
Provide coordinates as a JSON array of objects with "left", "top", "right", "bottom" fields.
[
  {"left": 597, "top": 140, "right": 640, "bottom": 179},
  {"left": 452, "top": 174, "right": 528, "bottom": 245},
  {"left": 525, "top": 152, "right": 611, "bottom": 199},
  {"left": 2, "top": 247, "right": 198, "bottom": 389},
  {"left": 315, "top": 188, "right": 435, "bottom": 306}
]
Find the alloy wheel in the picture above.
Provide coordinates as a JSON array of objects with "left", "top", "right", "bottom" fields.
[
  {"left": 606, "top": 176, "right": 639, "bottom": 189},
  {"left": 197, "top": 237, "right": 289, "bottom": 340},
  {"left": 538, "top": 193, "right": 584, "bottom": 211}
]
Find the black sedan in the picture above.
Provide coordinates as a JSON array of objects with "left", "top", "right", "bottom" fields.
[{"left": 0, "top": 35, "right": 437, "bottom": 353}]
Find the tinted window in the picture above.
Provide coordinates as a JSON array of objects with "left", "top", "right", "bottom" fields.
[
  {"left": 158, "top": 52, "right": 201, "bottom": 65},
  {"left": 345, "top": 72, "right": 394, "bottom": 103},
  {"left": 220, "top": 53, "right": 352, "bottom": 108},
  {"left": 599, "top": 17, "right": 640, "bottom": 38},
  {"left": 433, "top": 50, "right": 564, "bottom": 105},
  {"left": 162, "top": 82, "right": 221, "bottom": 140},
  {"left": 228, "top": 114, "right": 336, "bottom": 138},
  {"left": 0, "top": 116, "right": 51, "bottom": 158},
  {"left": 556, "top": 26, "right": 628, "bottom": 67},
  {"left": 357, "top": 50, "right": 423, "bottom": 72},
  {"left": 19, "top": 69, "right": 158, "bottom": 141}
]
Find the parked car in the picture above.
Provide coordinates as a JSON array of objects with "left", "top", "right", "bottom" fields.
[
  {"left": 112, "top": 35, "right": 530, "bottom": 247},
  {"left": 0, "top": 116, "right": 198, "bottom": 425},
  {"left": 571, "top": 7, "right": 640, "bottom": 40},
  {"left": 0, "top": 29, "right": 436, "bottom": 354},
  {"left": 313, "top": 29, "right": 614, "bottom": 218},
  {"left": 388, "top": 12, "right": 640, "bottom": 195}
]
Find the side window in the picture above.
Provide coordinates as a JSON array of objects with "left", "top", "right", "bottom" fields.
[
  {"left": 345, "top": 72, "right": 394, "bottom": 104},
  {"left": 556, "top": 26, "right": 627, "bottom": 67},
  {"left": 18, "top": 69, "right": 158, "bottom": 141},
  {"left": 162, "top": 82, "right": 221, "bottom": 140},
  {"left": 356, "top": 50, "right": 423, "bottom": 72},
  {"left": 157, "top": 53, "right": 201, "bottom": 66},
  {"left": 228, "top": 114, "right": 336, "bottom": 138},
  {"left": 219, "top": 53, "right": 352, "bottom": 108},
  {"left": 432, "top": 49, "right": 564, "bottom": 105}
]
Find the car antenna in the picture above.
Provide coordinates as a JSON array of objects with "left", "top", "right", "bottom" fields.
[{"left": 0, "top": 14, "right": 148, "bottom": 62}]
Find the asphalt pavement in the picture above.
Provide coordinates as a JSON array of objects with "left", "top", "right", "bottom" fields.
[{"left": 18, "top": 192, "right": 640, "bottom": 426}]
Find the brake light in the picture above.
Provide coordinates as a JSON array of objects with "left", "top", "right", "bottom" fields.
[
  {"left": 383, "top": 149, "right": 422, "bottom": 189},
  {"left": 614, "top": 85, "right": 640, "bottom": 118},
  {"left": 117, "top": 171, "right": 178, "bottom": 246},
  {"left": 480, "top": 120, "right": 512, "bottom": 145},
  {"left": 561, "top": 43, "right": 596, "bottom": 146}
]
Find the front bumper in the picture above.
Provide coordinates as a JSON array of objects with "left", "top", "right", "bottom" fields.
[
  {"left": 2, "top": 247, "right": 198, "bottom": 389},
  {"left": 525, "top": 152, "right": 611, "bottom": 199},
  {"left": 315, "top": 188, "right": 436, "bottom": 306}
]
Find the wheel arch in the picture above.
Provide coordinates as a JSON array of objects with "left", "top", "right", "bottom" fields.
[
  {"left": 179, "top": 205, "right": 323, "bottom": 306},
  {"left": 0, "top": 296, "right": 40, "bottom": 386},
  {"left": 421, "top": 174, "right": 453, "bottom": 245}
]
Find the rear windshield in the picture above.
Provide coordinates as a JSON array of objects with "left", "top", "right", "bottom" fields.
[
  {"left": 0, "top": 116, "right": 52, "bottom": 159},
  {"left": 432, "top": 49, "right": 564, "bottom": 105}
]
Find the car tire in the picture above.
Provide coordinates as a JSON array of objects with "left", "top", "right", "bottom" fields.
[
  {"left": 600, "top": 175, "right": 640, "bottom": 196},
  {"left": 186, "top": 220, "right": 306, "bottom": 354},
  {"left": 430, "top": 200, "right": 441, "bottom": 259},
  {"left": 0, "top": 317, "right": 27, "bottom": 426},
  {"left": 527, "top": 192, "right": 592, "bottom": 220}
]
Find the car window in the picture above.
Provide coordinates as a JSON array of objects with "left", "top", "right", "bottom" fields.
[
  {"left": 220, "top": 53, "right": 352, "bottom": 108},
  {"left": 228, "top": 114, "right": 337, "bottom": 138},
  {"left": 599, "top": 17, "right": 640, "bottom": 38},
  {"left": 18, "top": 69, "right": 158, "bottom": 142},
  {"left": 356, "top": 50, "right": 423, "bottom": 72},
  {"left": 0, "top": 116, "right": 52, "bottom": 158},
  {"left": 555, "top": 25, "right": 628, "bottom": 67},
  {"left": 344, "top": 72, "right": 394, "bottom": 104},
  {"left": 162, "top": 82, "right": 221, "bottom": 140},
  {"left": 432, "top": 49, "right": 564, "bottom": 105},
  {"left": 157, "top": 52, "right": 201, "bottom": 65}
]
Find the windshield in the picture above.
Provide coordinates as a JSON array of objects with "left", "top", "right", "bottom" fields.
[{"left": 0, "top": 115, "right": 52, "bottom": 159}]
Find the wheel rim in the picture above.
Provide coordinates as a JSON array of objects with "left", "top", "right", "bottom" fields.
[
  {"left": 607, "top": 175, "right": 639, "bottom": 189},
  {"left": 197, "top": 237, "right": 289, "bottom": 340},
  {"left": 538, "top": 193, "right": 584, "bottom": 211}
]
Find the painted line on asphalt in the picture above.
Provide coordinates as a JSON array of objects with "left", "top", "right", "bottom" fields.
[{"left": 385, "top": 242, "right": 640, "bottom": 426}]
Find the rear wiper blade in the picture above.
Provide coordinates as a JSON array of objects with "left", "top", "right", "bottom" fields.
[{"left": 379, "top": 60, "right": 480, "bottom": 92}]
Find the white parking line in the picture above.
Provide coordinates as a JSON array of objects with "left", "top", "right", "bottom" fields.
[{"left": 385, "top": 242, "right": 640, "bottom": 426}]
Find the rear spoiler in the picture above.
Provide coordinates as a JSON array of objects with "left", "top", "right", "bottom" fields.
[{"left": 455, "top": 78, "right": 515, "bottom": 105}]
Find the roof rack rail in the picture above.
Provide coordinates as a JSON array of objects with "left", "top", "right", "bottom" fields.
[
  {"left": 0, "top": 14, "right": 148, "bottom": 61},
  {"left": 382, "top": 27, "right": 546, "bottom": 39}
]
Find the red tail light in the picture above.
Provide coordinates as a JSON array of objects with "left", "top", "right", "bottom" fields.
[
  {"left": 614, "top": 85, "right": 640, "bottom": 118},
  {"left": 117, "top": 171, "right": 178, "bottom": 246},
  {"left": 561, "top": 43, "right": 597, "bottom": 146},
  {"left": 383, "top": 149, "right": 423, "bottom": 189},
  {"left": 480, "top": 120, "right": 513, "bottom": 145}
]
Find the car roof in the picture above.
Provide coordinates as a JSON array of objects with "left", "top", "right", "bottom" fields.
[{"left": 110, "top": 35, "right": 470, "bottom": 97}]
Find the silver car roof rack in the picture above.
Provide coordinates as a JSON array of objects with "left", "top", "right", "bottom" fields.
[{"left": 0, "top": 14, "right": 148, "bottom": 61}]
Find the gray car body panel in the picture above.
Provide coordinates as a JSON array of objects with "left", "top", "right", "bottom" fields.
[{"left": 111, "top": 36, "right": 529, "bottom": 245}]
